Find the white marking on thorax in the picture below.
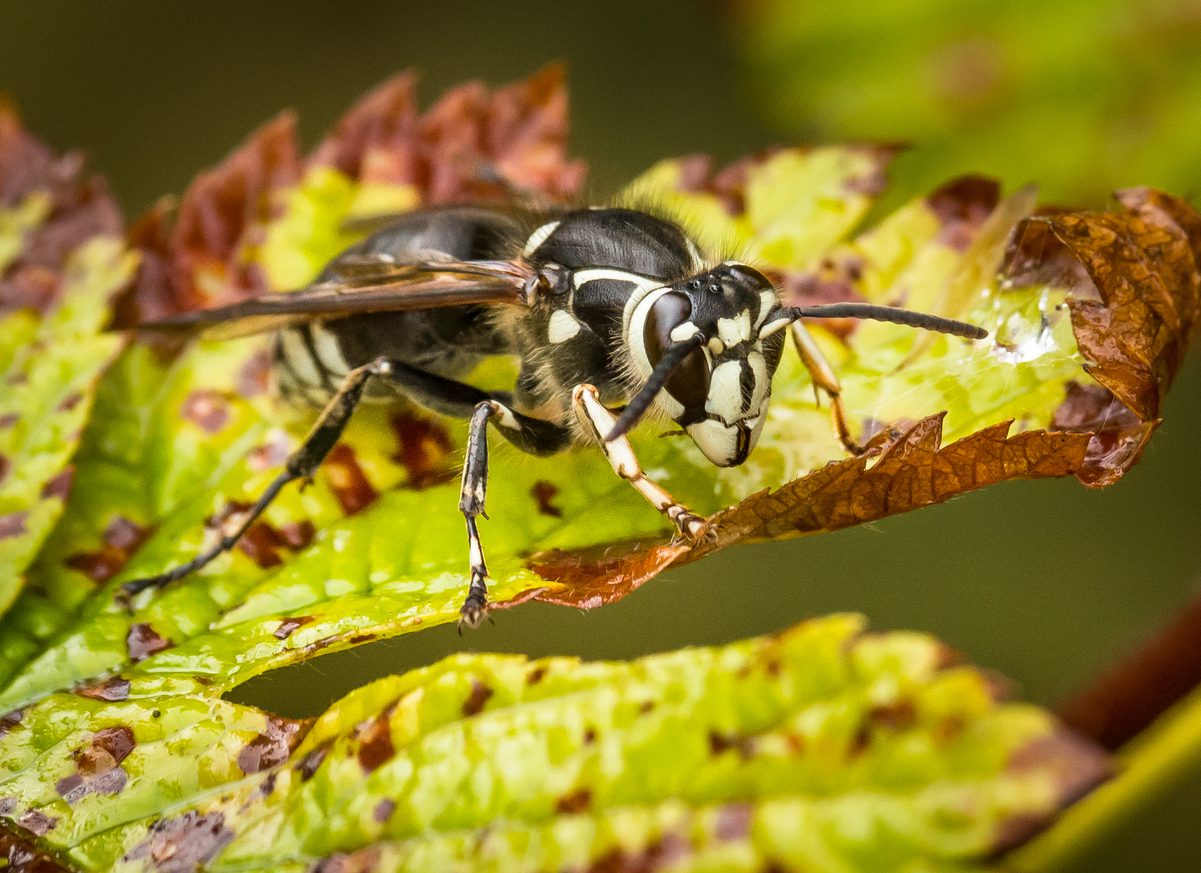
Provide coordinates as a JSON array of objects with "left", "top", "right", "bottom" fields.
[
  {"left": 547, "top": 309, "right": 582, "bottom": 344},
  {"left": 575, "top": 268, "right": 660, "bottom": 290},
  {"left": 523, "top": 221, "right": 561, "bottom": 257}
]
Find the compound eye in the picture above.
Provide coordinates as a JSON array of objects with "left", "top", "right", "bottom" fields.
[{"left": 643, "top": 292, "right": 709, "bottom": 411}]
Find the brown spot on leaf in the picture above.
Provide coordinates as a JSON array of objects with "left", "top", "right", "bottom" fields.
[
  {"left": 237, "top": 715, "right": 308, "bottom": 775},
  {"left": 355, "top": 708, "right": 395, "bottom": 774},
  {"left": 585, "top": 833, "right": 691, "bottom": 873},
  {"left": 531, "top": 480, "right": 563, "bottom": 517},
  {"left": 247, "top": 436, "right": 292, "bottom": 472},
  {"left": 181, "top": 389, "right": 231, "bottom": 433},
  {"left": 123, "top": 811, "right": 235, "bottom": 873},
  {"left": 237, "top": 347, "right": 273, "bottom": 397},
  {"left": 0, "top": 455, "right": 8, "bottom": 485},
  {"left": 526, "top": 665, "right": 547, "bottom": 685},
  {"left": 0, "top": 709, "right": 23, "bottom": 737},
  {"left": 309, "top": 848, "right": 383, "bottom": 873},
  {"left": 65, "top": 515, "right": 153, "bottom": 583},
  {"left": 0, "top": 796, "right": 15, "bottom": 814},
  {"left": 390, "top": 412, "right": 454, "bottom": 488},
  {"left": 707, "top": 730, "right": 754, "bottom": 760},
  {"left": 274, "top": 615, "right": 314, "bottom": 640},
  {"left": 40, "top": 466, "right": 74, "bottom": 500},
  {"left": 555, "top": 787, "right": 591, "bottom": 814},
  {"left": 16, "top": 810, "right": 56, "bottom": 837},
  {"left": 714, "top": 803, "right": 753, "bottom": 841},
  {"left": 0, "top": 412, "right": 18, "bottom": 429},
  {"left": 325, "top": 444, "right": 378, "bottom": 515},
  {"left": 55, "top": 392, "right": 82, "bottom": 413},
  {"left": 296, "top": 741, "right": 331, "bottom": 781},
  {"left": 462, "top": 679, "right": 493, "bottom": 717},
  {"left": 203, "top": 501, "right": 313, "bottom": 569},
  {"left": 126, "top": 623, "right": 172, "bottom": 662},
  {"left": 75, "top": 675, "right": 131, "bottom": 702},
  {"left": 279, "top": 520, "right": 316, "bottom": 550},
  {"left": 0, "top": 822, "right": 68, "bottom": 872},
  {"left": 373, "top": 798, "right": 395, "bottom": 823},
  {"left": 992, "top": 728, "right": 1112, "bottom": 854},
  {"left": 869, "top": 699, "right": 918, "bottom": 731},
  {"left": 0, "top": 512, "right": 27, "bottom": 540},
  {"left": 583, "top": 727, "right": 597, "bottom": 745},
  {"left": 927, "top": 175, "right": 1001, "bottom": 252}
]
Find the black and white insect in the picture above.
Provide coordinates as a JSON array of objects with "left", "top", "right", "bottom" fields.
[{"left": 122, "top": 204, "right": 988, "bottom": 627}]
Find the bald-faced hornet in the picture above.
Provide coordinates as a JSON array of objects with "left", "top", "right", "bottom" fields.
[{"left": 123, "top": 205, "right": 987, "bottom": 627}]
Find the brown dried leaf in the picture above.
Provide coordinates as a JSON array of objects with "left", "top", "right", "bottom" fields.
[
  {"left": 0, "top": 107, "right": 122, "bottom": 314},
  {"left": 529, "top": 186, "right": 1201, "bottom": 606},
  {"left": 119, "top": 66, "right": 584, "bottom": 326},
  {"left": 311, "top": 63, "right": 585, "bottom": 203}
]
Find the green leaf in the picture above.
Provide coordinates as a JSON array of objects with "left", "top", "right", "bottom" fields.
[
  {"left": 732, "top": 0, "right": 1201, "bottom": 204},
  {"left": 2, "top": 152, "right": 1197, "bottom": 707},
  {"left": 0, "top": 615, "right": 1107, "bottom": 872},
  {"left": 4, "top": 69, "right": 1196, "bottom": 871},
  {"left": 0, "top": 225, "right": 131, "bottom": 614}
]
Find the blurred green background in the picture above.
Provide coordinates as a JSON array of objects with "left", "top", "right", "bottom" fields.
[{"left": 3, "top": 2, "right": 1200, "bottom": 870}]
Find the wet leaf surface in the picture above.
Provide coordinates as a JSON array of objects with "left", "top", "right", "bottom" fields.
[{"left": 0, "top": 68, "right": 1195, "bottom": 871}]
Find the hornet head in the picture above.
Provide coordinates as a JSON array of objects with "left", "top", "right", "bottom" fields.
[
  {"left": 612, "top": 261, "right": 989, "bottom": 467},
  {"left": 621, "top": 262, "right": 787, "bottom": 467}
]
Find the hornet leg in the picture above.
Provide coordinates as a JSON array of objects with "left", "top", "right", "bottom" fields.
[
  {"left": 459, "top": 400, "right": 571, "bottom": 629},
  {"left": 122, "top": 357, "right": 395, "bottom": 601},
  {"left": 572, "top": 383, "right": 708, "bottom": 542},
  {"left": 790, "top": 321, "right": 865, "bottom": 455}
]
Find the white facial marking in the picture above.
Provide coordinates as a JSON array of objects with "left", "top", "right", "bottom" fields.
[
  {"left": 547, "top": 309, "right": 582, "bottom": 344},
  {"left": 705, "top": 360, "right": 743, "bottom": 421},
  {"left": 756, "top": 291, "right": 779, "bottom": 327},
  {"left": 707, "top": 337, "right": 725, "bottom": 355},
  {"left": 747, "top": 348, "right": 769, "bottom": 409},
  {"left": 686, "top": 419, "right": 739, "bottom": 467},
  {"left": 716, "top": 312, "right": 752, "bottom": 348},
  {"left": 669, "top": 321, "right": 700, "bottom": 343},
  {"left": 522, "top": 221, "right": 561, "bottom": 257}
]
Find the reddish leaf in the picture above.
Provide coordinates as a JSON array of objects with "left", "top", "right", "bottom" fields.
[
  {"left": 0, "top": 107, "right": 122, "bottom": 314},
  {"left": 527, "top": 188, "right": 1201, "bottom": 607}
]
